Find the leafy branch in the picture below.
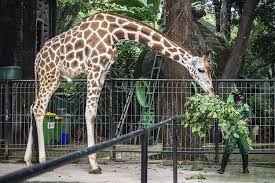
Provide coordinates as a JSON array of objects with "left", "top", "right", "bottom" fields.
[{"left": 183, "top": 94, "right": 252, "bottom": 149}]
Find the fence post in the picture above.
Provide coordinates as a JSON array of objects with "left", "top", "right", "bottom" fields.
[
  {"left": 141, "top": 129, "right": 148, "bottom": 183},
  {"left": 109, "top": 79, "right": 116, "bottom": 160},
  {"left": 214, "top": 80, "right": 220, "bottom": 163},
  {"left": 4, "top": 81, "right": 11, "bottom": 159},
  {"left": 172, "top": 118, "right": 178, "bottom": 183}
]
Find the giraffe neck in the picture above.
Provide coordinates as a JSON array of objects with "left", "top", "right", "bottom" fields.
[{"left": 96, "top": 13, "right": 194, "bottom": 63}]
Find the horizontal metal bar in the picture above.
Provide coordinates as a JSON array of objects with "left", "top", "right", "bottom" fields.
[
  {"left": 0, "top": 117, "right": 179, "bottom": 183},
  {"left": 1, "top": 79, "right": 275, "bottom": 83}
]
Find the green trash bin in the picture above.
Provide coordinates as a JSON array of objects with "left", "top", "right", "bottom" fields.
[{"left": 43, "top": 113, "right": 63, "bottom": 145}]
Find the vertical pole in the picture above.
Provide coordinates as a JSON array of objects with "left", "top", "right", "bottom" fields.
[
  {"left": 214, "top": 80, "right": 220, "bottom": 163},
  {"left": 4, "top": 81, "right": 10, "bottom": 159},
  {"left": 141, "top": 129, "right": 148, "bottom": 183},
  {"left": 172, "top": 118, "right": 178, "bottom": 183},
  {"left": 110, "top": 79, "right": 116, "bottom": 160}
]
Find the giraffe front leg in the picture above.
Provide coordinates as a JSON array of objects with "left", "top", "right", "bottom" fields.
[
  {"left": 35, "top": 115, "right": 46, "bottom": 163},
  {"left": 85, "top": 107, "right": 101, "bottom": 174}
]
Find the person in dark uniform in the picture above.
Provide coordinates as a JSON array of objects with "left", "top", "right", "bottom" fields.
[{"left": 217, "top": 90, "right": 251, "bottom": 174}]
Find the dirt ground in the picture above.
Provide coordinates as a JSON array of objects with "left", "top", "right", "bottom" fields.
[{"left": 0, "top": 161, "right": 275, "bottom": 183}]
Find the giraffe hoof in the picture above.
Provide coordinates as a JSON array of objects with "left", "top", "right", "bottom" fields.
[
  {"left": 89, "top": 166, "right": 102, "bottom": 174},
  {"left": 25, "top": 162, "right": 32, "bottom": 167}
]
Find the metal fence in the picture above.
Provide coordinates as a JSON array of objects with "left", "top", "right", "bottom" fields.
[{"left": 0, "top": 79, "right": 275, "bottom": 163}]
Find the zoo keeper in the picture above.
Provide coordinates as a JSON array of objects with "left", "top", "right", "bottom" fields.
[{"left": 217, "top": 90, "right": 252, "bottom": 174}]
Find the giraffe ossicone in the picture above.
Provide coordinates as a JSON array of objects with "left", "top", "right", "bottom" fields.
[{"left": 24, "top": 13, "right": 213, "bottom": 174}]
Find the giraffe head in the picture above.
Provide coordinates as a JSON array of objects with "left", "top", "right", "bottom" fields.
[{"left": 183, "top": 52, "right": 213, "bottom": 93}]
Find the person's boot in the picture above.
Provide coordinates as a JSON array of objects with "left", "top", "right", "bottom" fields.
[
  {"left": 242, "top": 154, "right": 249, "bottom": 174},
  {"left": 217, "top": 153, "right": 230, "bottom": 174}
]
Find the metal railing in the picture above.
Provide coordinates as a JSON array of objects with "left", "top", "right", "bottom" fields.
[
  {"left": 0, "top": 79, "right": 275, "bottom": 163},
  {"left": 0, "top": 116, "right": 180, "bottom": 183}
]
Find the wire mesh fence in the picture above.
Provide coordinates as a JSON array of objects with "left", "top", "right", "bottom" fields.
[{"left": 0, "top": 79, "right": 275, "bottom": 163}]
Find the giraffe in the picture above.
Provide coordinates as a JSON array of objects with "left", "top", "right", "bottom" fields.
[{"left": 24, "top": 12, "right": 213, "bottom": 174}]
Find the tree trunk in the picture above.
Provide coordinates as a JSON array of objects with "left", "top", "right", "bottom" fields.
[
  {"left": 222, "top": 0, "right": 259, "bottom": 79},
  {"left": 159, "top": 0, "right": 204, "bottom": 161},
  {"left": 213, "top": 0, "right": 221, "bottom": 32},
  {"left": 220, "top": 0, "right": 230, "bottom": 38}
]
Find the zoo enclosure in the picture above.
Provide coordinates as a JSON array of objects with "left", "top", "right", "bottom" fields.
[
  {"left": 0, "top": 116, "right": 179, "bottom": 183},
  {"left": 0, "top": 79, "right": 275, "bottom": 163}
]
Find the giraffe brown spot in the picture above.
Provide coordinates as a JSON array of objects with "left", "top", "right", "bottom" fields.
[
  {"left": 101, "top": 21, "right": 108, "bottom": 29},
  {"left": 64, "top": 36, "right": 72, "bottom": 43},
  {"left": 139, "top": 35, "right": 150, "bottom": 46},
  {"left": 40, "top": 69, "right": 45, "bottom": 76},
  {"left": 44, "top": 41, "right": 51, "bottom": 47},
  {"left": 92, "top": 89, "right": 99, "bottom": 95},
  {"left": 87, "top": 33, "right": 100, "bottom": 47},
  {"left": 77, "top": 32, "right": 83, "bottom": 38},
  {"left": 91, "top": 82, "right": 98, "bottom": 89},
  {"left": 106, "top": 15, "right": 116, "bottom": 22},
  {"left": 114, "top": 30, "right": 125, "bottom": 39},
  {"left": 141, "top": 27, "right": 151, "bottom": 35},
  {"left": 124, "top": 23, "right": 139, "bottom": 31},
  {"left": 165, "top": 51, "right": 171, "bottom": 58},
  {"left": 84, "top": 29, "right": 92, "bottom": 39},
  {"left": 54, "top": 57, "right": 59, "bottom": 65},
  {"left": 99, "top": 57, "right": 109, "bottom": 67},
  {"left": 94, "top": 14, "right": 104, "bottom": 21},
  {"left": 91, "top": 49, "right": 98, "bottom": 57},
  {"left": 60, "top": 45, "right": 65, "bottom": 54},
  {"left": 71, "top": 38, "right": 76, "bottom": 43},
  {"left": 173, "top": 55, "right": 180, "bottom": 61},
  {"left": 45, "top": 65, "right": 50, "bottom": 71},
  {"left": 76, "top": 51, "right": 84, "bottom": 60},
  {"left": 49, "top": 62, "right": 55, "bottom": 69},
  {"left": 103, "top": 35, "right": 112, "bottom": 45},
  {"left": 72, "top": 32, "right": 78, "bottom": 37},
  {"left": 152, "top": 43, "right": 164, "bottom": 51},
  {"left": 48, "top": 48, "right": 55, "bottom": 60},
  {"left": 91, "top": 22, "right": 99, "bottom": 31},
  {"left": 163, "top": 39, "right": 172, "bottom": 47},
  {"left": 118, "top": 19, "right": 127, "bottom": 24},
  {"left": 168, "top": 48, "right": 177, "bottom": 52},
  {"left": 52, "top": 42, "right": 60, "bottom": 50},
  {"left": 66, "top": 61, "right": 70, "bottom": 68},
  {"left": 91, "top": 57, "right": 98, "bottom": 64},
  {"left": 96, "top": 42, "right": 107, "bottom": 54},
  {"left": 60, "top": 55, "right": 65, "bottom": 60},
  {"left": 39, "top": 60, "right": 46, "bottom": 68},
  {"left": 93, "top": 65, "right": 101, "bottom": 72},
  {"left": 179, "top": 49, "right": 186, "bottom": 55},
  {"left": 152, "top": 33, "right": 162, "bottom": 42},
  {"left": 75, "top": 39, "right": 84, "bottom": 50},
  {"left": 80, "top": 22, "right": 90, "bottom": 30},
  {"left": 94, "top": 73, "right": 99, "bottom": 78},
  {"left": 84, "top": 47, "right": 91, "bottom": 57},
  {"left": 109, "top": 23, "right": 119, "bottom": 32},
  {"left": 128, "top": 33, "right": 136, "bottom": 40},
  {"left": 97, "top": 29, "right": 108, "bottom": 37},
  {"left": 41, "top": 52, "right": 48, "bottom": 59},
  {"left": 66, "top": 52, "right": 74, "bottom": 60},
  {"left": 71, "top": 60, "right": 78, "bottom": 68},
  {"left": 60, "top": 33, "right": 66, "bottom": 39},
  {"left": 45, "top": 57, "right": 51, "bottom": 63},
  {"left": 65, "top": 43, "right": 73, "bottom": 52}
]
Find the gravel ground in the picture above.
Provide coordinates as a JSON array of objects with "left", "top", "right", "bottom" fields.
[{"left": 0, "top": 161, "right": 275, "bottom": 183}]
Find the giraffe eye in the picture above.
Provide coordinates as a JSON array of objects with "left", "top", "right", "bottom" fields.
[{"left": 198, "top": 68, "right": 205, "bottom": 73}]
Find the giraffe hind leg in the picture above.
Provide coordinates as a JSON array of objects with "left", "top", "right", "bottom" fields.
[{"left": 24, "top": 76, "right": 60, "bottom": 165}]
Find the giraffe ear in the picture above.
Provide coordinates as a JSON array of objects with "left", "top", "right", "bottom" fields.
[{"left": 202, "top": 49, "right": 213, "bottom": 61}]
